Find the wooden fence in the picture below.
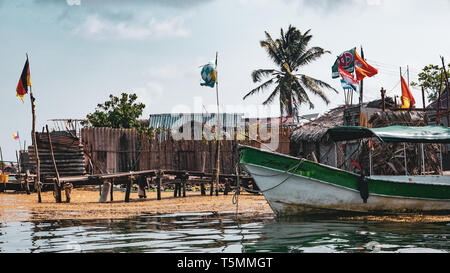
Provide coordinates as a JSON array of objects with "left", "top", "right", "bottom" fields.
[{"left": 81, "top": 127, "right": 291, "bottom": 175}]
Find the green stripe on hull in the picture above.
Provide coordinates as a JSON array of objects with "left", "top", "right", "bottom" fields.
[{"left": 239, "top": 146, "right": 450, "bottom": 200}]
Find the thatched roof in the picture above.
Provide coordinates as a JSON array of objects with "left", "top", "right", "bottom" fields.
[
  {"left": 291, "top": 97, "right": 423, "bottom": 143},
  {"left": 291, "top": 105, "right": 345, "bottom": 143}
]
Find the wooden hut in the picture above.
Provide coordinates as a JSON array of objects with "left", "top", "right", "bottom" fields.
[{"left": 290, "top": 97, "right": 442, "bottom": 175}]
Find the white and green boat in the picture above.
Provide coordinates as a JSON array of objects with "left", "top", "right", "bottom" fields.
[{"left": 239, "top": 125, "right": 450, "bottom": 216}]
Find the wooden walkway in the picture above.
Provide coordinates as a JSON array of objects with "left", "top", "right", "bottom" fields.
[{"left": 2, "top": 169, "right": 255, "bottom": 203}]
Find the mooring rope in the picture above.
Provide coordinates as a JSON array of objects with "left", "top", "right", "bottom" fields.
[{"left": 236, "top": 159, "right": 304, "bottom": 195}]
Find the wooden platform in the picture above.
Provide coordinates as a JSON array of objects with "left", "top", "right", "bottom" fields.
[{"left": 2, "top": 169, "right": 255, "bottom": 203}]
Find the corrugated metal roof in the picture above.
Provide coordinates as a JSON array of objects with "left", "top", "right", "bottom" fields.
[{"left": 149, "top": 113, "right": 245, "bottom": 129}]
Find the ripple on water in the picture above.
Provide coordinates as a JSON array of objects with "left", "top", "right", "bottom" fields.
[{"left": 1, "top": 213, "right": 450, "bottom": 253}]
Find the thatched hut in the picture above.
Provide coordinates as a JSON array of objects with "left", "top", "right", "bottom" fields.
[{"left": 290, "top": 97, "right": 443, "bottom": 175}]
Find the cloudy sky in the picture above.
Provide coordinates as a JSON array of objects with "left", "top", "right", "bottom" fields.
[{"left": 0, "top": 0, "right": 449, "bottom": 161}]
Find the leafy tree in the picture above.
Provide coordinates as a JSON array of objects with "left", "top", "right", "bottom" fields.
[
  {"left": 83, "top": 93, "right": 146, "bottom": 132},
  {"left": 243, "top": 25, "right": 338, "bottom": 116},
  {"left": 411, "top": 63, "right": 450, "bottom": 102}
]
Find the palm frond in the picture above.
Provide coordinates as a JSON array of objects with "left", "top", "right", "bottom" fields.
[
  {"left": 243, "top": 77, "right": 276, "bottom": 100},
  {"left": 298, "top": 74, "right": 339, "bottom": 93},
  {"left": 262, "top": 85, "right": 281, "bottom": 105},
  {"left": 298, "top": 75, "right": 330, "bottom": 104},
  {"left": 251, "top": 69, "right": 279, "bottom": 83},
  {"left": 295, "top": 47, "right": 330, "bottom": 68}
]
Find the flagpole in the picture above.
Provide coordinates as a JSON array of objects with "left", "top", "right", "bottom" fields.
[
  {"left": 27, "top": 53, "right": 41, "bottom": 202},
  {"left": 359, "top": 46, "right": 364, "bottom": 121},
  {"left": 214, "top": 51, "right": 221, "bottom": 197}
]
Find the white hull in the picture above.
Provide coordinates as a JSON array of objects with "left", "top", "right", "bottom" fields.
[{"left": 243, "top": 163, "right": 450, "bottom": 215}]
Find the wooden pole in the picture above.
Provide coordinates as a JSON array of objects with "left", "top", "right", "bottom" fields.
[
  {"left": 157, "top": 171, "right": 162, "bottom": 200},
  {"left": 380, "top": 87, "right": 386, "bottom": 112},
  {"left": 110, "top": 178, "right": 114, "bottom": 201},
  {"left": 30, "top": 87, "right": 41, "bottom": 202},
  {"left": 421, "top": 86, "right": 426, "bottom": 109},
  {"left": 15, "top": 150, "right": 21, "bottom": 174},
  {"left": 0, "top": 146, "right": 4, "bottom": 192},
  {"left": 359, "top": 46, "right": 364, "bottom": 116},
  {"left": 182, "top": 174, "right": 186, "bottom": 198},
  {"left": 407, "top": 65, "right": 410, "bottom": 87},
  {"left": 214, "top": 51, "right": 221, "bottom": 197},
  {"left": 440, "top": 56, "right": 449, "bottom": 126},
  {"left": 403, "top": 143, "right": 408, "bottom": 175},
  {"left": 46, "top": 125, "right": 62, "bottom": 203},
  {"left": 437, "top": 72, "right": 443, "bottom": 125},
  {"left": 125, "top": 176, "right": 132, "bottom": 202}
]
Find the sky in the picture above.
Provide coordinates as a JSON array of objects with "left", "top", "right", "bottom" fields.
[{"left": 0, "top": 0, "right": 449, "bottom": 161}]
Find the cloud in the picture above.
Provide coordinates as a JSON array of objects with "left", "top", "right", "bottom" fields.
[{"left": 74, "top": 14, "right": 190, "bottom": 40}]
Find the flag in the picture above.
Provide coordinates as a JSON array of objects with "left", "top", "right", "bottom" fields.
[
  {"left": 16, "top": 57, "right": 31, "bottom": 102},
  {"left": 400, "top": 76, "right": 415, "bottom": 108},
  {"left": 354, "top": 50, "right": 378, "bottom": 81},
  {"left": 338, "top": 64, "right": 359, "bottom": 92},
  {"left": 332, "top": 48, "right": 356, "bottom": 78},
  {"left": 349, "top": 158, "right": 361, "bottom": 170},
  {"left": 340, "top": 79, "right": 359, "bottom": 94},
  {"left": 12, "top": 132, "right": 19, "bottom": 140},
  {"left": 369, "top": 139, "right": 374, "bottom": 151},
  {"left": 200, "top": 63, "right": 216, "bottom": 88}
]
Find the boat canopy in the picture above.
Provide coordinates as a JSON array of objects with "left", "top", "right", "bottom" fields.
[{"left": 326, "top": 125, "right": 450, "bottom": 143}]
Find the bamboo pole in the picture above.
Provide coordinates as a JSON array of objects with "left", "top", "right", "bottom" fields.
[
  {"left": 30, "top": 88, "right": 41, "bottom": 202},
  {"left": 437, "top": 72, "right": 443, "bottom": 126},
  {"left": 46, "top": 125, "right": 62, "bottom": 203},
  {"left": 0, "top": 146, "right": 4, "bottom": 192},
  {"left": 440, "top": 56, "right": 449, "bottom": 126},
  {"left": 214, "top": 51, "right": 221, "bottom": 196}
]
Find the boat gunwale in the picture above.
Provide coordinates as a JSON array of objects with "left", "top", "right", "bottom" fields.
[
  {"left": 242, "top": 162, "right": 450, "bottom": 202},
  {"left": 238, "top": 144, "right": 450, "bottom": 188}
]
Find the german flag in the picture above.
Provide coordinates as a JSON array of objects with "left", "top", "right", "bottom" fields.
[{"left": 16, "top": 57, "right": 31, "bottom": 102}]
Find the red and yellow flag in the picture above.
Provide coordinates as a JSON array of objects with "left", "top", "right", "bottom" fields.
[
  {"left": 400, "top": 76, "right": 415, "bottom": 108},
  {"left": 16, "top": 58, "right": 31, "bottom": 102},
  {"left": 354, "top": 50, "right": 378, "bottom": 81}
]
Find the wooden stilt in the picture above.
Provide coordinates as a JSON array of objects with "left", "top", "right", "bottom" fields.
[
  {"left": 64, "top": 183, "right": 73, "bottom": 203},
  {"left": 25, "top": 170, "right": 31, "bottom": 194},
  {"left": 110, "top": 178, "right": 114, "bottom": 201},
  {"left": 157, "top": 172, "right": 162, "bottom": 200},
  {"left": 210, "top": 179, "right": 214, "bottom": 196},
  {"left": 174, "top": 181, "right": 178, "bottom": 197},
  {"left": 125, "top": 177, "right": 132, "bottom": 202},
  {"left": 224, "top": 178, "right": 230, "bottom": 195},
  {"left": 138, "top": 175, "right": 146, "bottom": 199},
  {"left": 99, "top": 181, "right": 111, "bottom": 203},
  {"left": 200, "top": 183, "right": 206, "bottom": 196}
]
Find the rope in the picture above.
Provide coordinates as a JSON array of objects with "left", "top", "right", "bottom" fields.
[{"left": 239, "top": 159, "right": 303, "bottom": 194}]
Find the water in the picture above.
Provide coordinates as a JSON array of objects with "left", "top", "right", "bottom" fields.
[{"left": 0, "top": 212, "right": 449, "bottom": 253}]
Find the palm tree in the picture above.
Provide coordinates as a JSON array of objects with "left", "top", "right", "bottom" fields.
[{"left": 243, "top": 25, "right": 338, "bottom": 116}]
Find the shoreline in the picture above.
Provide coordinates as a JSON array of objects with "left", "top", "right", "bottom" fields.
[
  {"left": 0, "top": 188, "right": 274, "bottom": 223},
  {"left": 1, "top": 188, "right": 450, "bottom": 224}
]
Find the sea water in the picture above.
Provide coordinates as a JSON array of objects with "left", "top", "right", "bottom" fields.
[{"left": 0, "top": 212, "right": 449, "bottom": 253}]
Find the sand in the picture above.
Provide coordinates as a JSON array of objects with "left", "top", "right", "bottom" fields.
[
  {"left": 0, "top": 188, "right": 273, "bottom": 223},
  {"left": 2, "top": 188, "right": 450, "bottom": 224}
]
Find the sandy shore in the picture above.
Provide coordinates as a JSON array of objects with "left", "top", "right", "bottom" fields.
[
  {"left": 2, "top": 188, "right": 450, "bottom": 224},
  {"left": 0, "top": 188, "right": 273, "bottom": 223}
]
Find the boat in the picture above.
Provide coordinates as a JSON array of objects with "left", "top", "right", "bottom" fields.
[{"left": 239, "top": 125, "right": 450, "bottom": 216}]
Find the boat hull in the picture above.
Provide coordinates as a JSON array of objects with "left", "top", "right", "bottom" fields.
[{"left": 239, "top": 146, "right": 450, "bottom": 216}]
